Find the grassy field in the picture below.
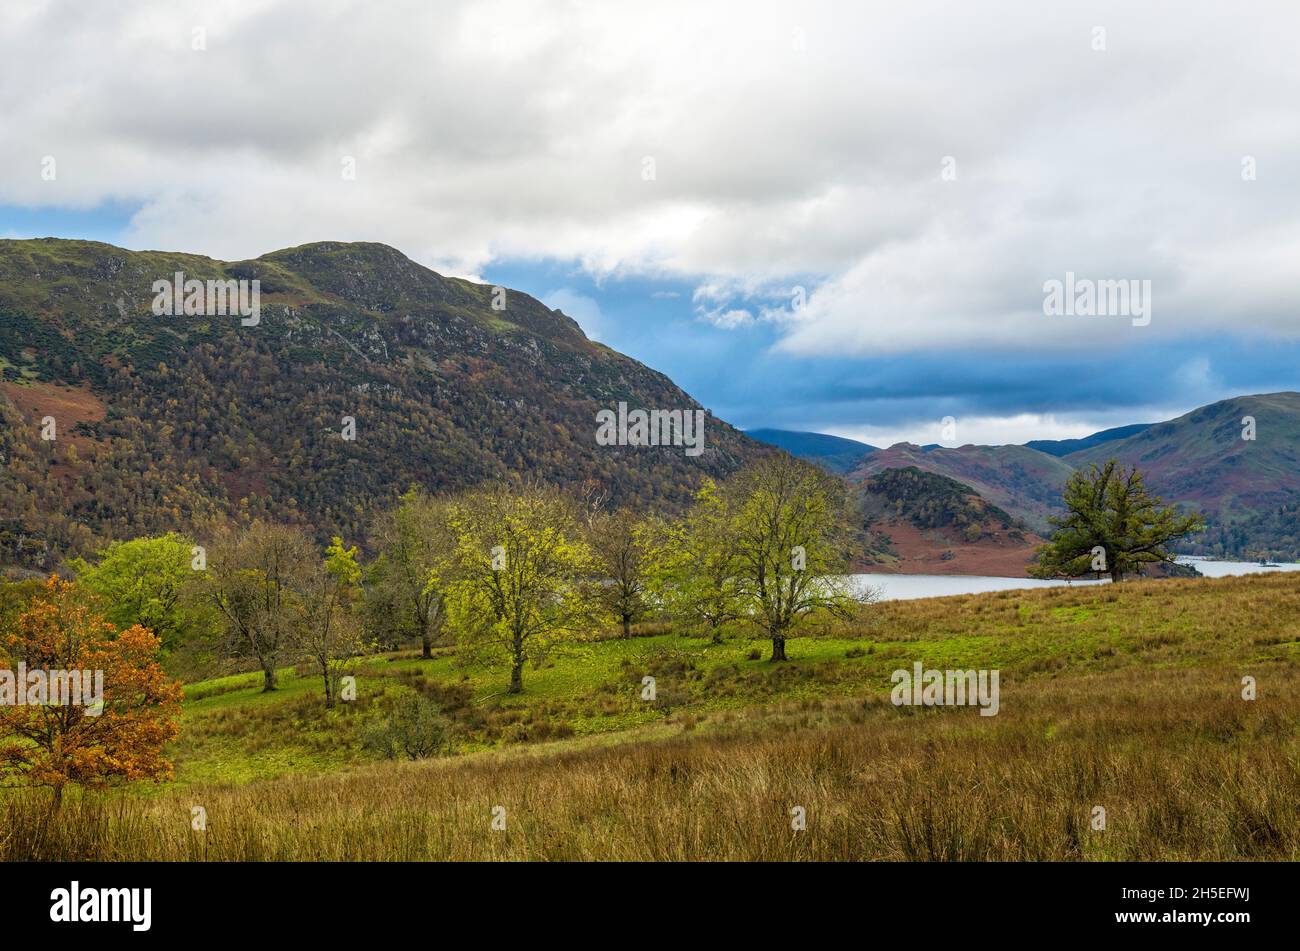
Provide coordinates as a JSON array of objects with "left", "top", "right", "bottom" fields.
[{"left": 3, "top": 573, "right": 1299, "bottom": 860}]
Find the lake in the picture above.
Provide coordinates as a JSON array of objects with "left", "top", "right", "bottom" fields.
[
  {"left": 848, "top": 574, "right": 1105, "bottom": 602},
  {"left": 1174, "top": 557, "right": 1300, "bottom": 578},
  {"left": 849, "top": 558, "right": 1300, "bottom": 602}
]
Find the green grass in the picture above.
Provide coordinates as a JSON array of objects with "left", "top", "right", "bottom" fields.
[{"left": 161, "top": 572, "right": 1300, "bottom": 788}]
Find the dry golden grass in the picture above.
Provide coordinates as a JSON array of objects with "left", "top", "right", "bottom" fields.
[{"left": 4, "top": 662, "right": 1296, "bottom": 861}]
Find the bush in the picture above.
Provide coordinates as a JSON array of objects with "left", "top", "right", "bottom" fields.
[{"left": 361, "top": 691, "right": 452, "bottom": 760}]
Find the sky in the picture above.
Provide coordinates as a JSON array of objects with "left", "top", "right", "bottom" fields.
[{"left": 2, "top": 0, "right": 1299, "bottom": 447}]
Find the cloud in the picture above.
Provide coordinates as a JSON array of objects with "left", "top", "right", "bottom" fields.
[
  {"left": 697, "top": 307, "right": 754, "bottom": 329},
  {"left": 827, "top": 414, "right": 1100, "bottom": 450},
  {"left": 4, "top": 0, "right": 1300, "bottom": 360}
]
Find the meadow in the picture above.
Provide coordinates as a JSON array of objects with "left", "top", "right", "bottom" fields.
[{"left": 3, "top": 572, "right": 1298, "bottom": 861}]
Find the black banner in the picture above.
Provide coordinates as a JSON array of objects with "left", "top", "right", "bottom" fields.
[{"left": 3, "top": 860, "right": 1271, "bottom": 939}]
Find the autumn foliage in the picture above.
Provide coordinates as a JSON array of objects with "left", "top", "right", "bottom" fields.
[{"left": 0, "top": 577, "right": 182, "bottom": 805}]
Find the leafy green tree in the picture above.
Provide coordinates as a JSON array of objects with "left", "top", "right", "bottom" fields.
[
  {"left": 368, "top": 488, "right": 455, "bottom": 659},
  {"left": 1031, "top": 460, "right": 1204, "bottom": 582},
  {"left": 293, "top": 536, "right": 364, "bottom": 706},
  {"left": 446, "top": 484, "right": 603, "bottom": 694},
  {"left": 588, "top": 508, "right": 652, "bottom": 638},
  {"left": 0, "top": 578, "right": 47, "bottom": 631},
  {"left": 69, "top": 533, "right": 209, "bottom": 653},
  {"left": 727, "top": 455, "right": 870, "bottom": 661},
  {"left": 645, "top": 479, "right": 746, "bottom": 643}
]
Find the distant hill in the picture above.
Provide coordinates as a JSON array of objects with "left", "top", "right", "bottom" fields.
[
  {"left": 0, "top": 238, "right": 772, "bottom": 570},
  {"left": 746, "top": 428, "right": 876, "bottom": 473},
  {"left": 860, "top": 466, "right": 1016, "bottom": 532},
  {"left": 856, "top": 466, "right": 1041, "bottom": 575},
  {"left": 844, "top": 393, "right": 1300, "bottom": 560},
  {"left": 849, "top": 442, "right": 1076, "bottom": 533},
  {"left": 1025, "top": 423, "right": 1153, "bottom": 457}
]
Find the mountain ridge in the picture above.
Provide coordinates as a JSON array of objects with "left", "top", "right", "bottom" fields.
[
  {"left": 0, "top": 238, "right": 771, "bottom": 570},
  {"left": 836, "top": 393, "right": 1300, "bottom": 558},
  {"left": 1025, "top": 422, "right": 1153, "bottom": 457},
  {"left": 746, "top": 428, "right": 876, "bottom": 473}
]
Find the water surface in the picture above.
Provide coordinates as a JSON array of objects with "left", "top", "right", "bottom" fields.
[
  {"left": 850, "top": 558, "right": 1300, "bottom": 602},
  {"left": 848, "top": 573, "right": 1105, "bottom": 602}
]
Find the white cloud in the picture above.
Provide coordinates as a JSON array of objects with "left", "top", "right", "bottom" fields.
[
  {"left": 4, "top": 0, "right": 1300, "bottom": 355},
  {"left": 697, "top": 307, "right": 754, "bottom": 330},
  {"left": 827, "top": 414, "right": 1099, "bottom": 450}
]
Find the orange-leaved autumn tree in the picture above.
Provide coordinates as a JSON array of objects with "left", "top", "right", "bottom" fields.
[{"left": 0, "top": 577, "right": 183, "bottom": 808}]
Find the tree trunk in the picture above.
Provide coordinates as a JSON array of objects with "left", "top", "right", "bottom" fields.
[
  {"left": 261, "top": 661, "right": 277, "bottom": 692},
  {"left": 1110, "top": 566, "right": 1123, "bottom": 584},
  {"left": 621, "top": 614, "right": 631, "bottom": 639},
  {"left": 509, "top": 633, "right": 524, "bottom": 694},
  {"left": 770, "top": 635, "right": 787, "bottom": 662},
  {"left": 421, "top": 630, "right": 433, "bottom": 659},
  {"left": 323, "top": 671, "right": 334, "bottom": 707},
  {"left": 50, "top": 783, "right": 64, "bottom": 812},
  {"left": 710, "top": 622, "right": 722, "bottom": 645}
]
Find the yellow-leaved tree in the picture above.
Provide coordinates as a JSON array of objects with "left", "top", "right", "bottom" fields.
[
  {"left": 446, "top": 484, "right": 604, "bottom": 694},
  {"left": 727, "top": 455, "right": 874, "bottom": 661}
]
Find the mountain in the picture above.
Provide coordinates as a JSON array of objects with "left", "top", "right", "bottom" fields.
[
  {"left": 849, "top": 442, "right": 1075, "bottom": 533},
  {"left": 746, "top": 428, "right": 876, "bottom": 473},
  {"left": 1025, "top": 423, "right": 1153, "bottom": 457},
  {"left": 845, "top": 392, "right": 1300, "bottom": 559},
  {"left": 0, "top": 238, "right": 771, "bottom": 570},
  {"left": 855, "top": 466, "right": 1041, "bottom": 575}
]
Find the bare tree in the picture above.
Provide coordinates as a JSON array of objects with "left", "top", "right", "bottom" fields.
[{"left": 204, "top": 521, "right": 314, "bottom": 691}]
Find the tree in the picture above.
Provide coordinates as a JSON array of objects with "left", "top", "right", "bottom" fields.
[
  {"left": 203, "top": 521, "right": 314, "bottom": 692},
  {"left": 645, "top": 479, "right": 746, "bottom": 643},
  {"left": 0, "top": 578, "right": 46, "bottom": 630},
  {"left": 0, "top": 577, "right": 183, "bottom": 808},
  {"left": 369, "top": 488, "right": 455, "bottom": 659},
  {"left": 727, "top": 455, "right": 870, "bottom": 661},
  {"left": 293, "top": 537, "right": 364, "bottom": 707},
  {"left": 588, "top": 508, "right": 651, "bottom": 638},
  {"left": 446, "top": 484, "right": 603, "bottom": 694},
  {"left": 69, "top": 533, "right": 213, "bottom": 655},
  {"left": 1031, "top": 460, "right": 1204, "bottom": 582}
]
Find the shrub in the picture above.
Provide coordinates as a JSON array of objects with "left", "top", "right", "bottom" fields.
[{"left": 361, "top": 691, "right": 451, "bottom": 760}]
